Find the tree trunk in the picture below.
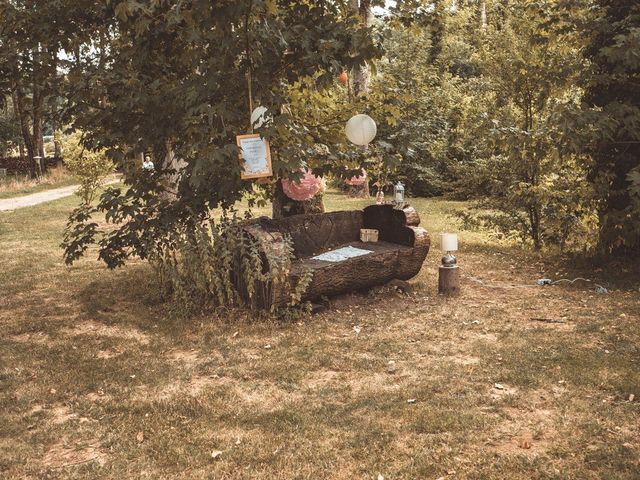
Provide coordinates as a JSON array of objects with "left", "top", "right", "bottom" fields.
[
  {"left": 350, "top": 0, "right": 372, "bottom": 96},
  {"left": 439, "top": 266, "right": 461, "bottom": 296},
  {"left": 348, "top": 1, "right": 372, "bottom": 198},
  {"left": 12, "top": 87, "right": 37, "bottom": 178},
  {"left": 11, "top": 96, "right": 26, "bottom": 163},
  {"left": 32, "top": 85, "right": 45, "bottom": 174},
  {"left": 160, "top": 141, "right": 188, "bottom": 202},
  {"left": 33, "top": 118, "right": 44, "bottom": 174},
  {"left": 53, "top": 126, "right": 62, "bottom": 158}
]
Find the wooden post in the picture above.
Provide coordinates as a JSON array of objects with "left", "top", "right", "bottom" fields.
[{"left": 438, "top": 266, "right": 460, "bottom": 296}]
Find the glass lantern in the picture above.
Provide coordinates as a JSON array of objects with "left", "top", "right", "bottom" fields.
[{"left": 393, "top": 182, "right": 405, "bottom": 206}]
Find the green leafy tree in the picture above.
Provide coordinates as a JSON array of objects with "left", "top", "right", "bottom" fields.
[
  {"left": 62, "top": 0, "right": 382, "bottom": 268},
  {"left": 580, "top": 0, "right": 640, "bottom": 255},
  {"left": 454, "top": 1, "right": 594, "bottom": 249},
  {"left": 0, "top": 1, "right": 105, "bottom": 176},
  {"left": 61, "top": 131, "right": 114, "bottom": 204}
]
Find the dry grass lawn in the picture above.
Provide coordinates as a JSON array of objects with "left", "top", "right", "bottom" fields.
[
  {"left": 1, "top": 192, "right": 639, "bottom": 479},
  {"left": 0, "top": 167, "right": 77, "bottom": 200}
]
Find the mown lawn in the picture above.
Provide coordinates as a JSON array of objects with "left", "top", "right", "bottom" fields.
[{"left": 0, "top": 192, "right": 639, "bottom": 479}]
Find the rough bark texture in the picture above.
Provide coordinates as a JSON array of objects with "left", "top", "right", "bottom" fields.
[
  {"left": 53, "top": 127, "right": 62, "bottom": 158},
  {"left": 11, "top": 81, "right": 45, "bottom": 178},
  {"left": 242, "top": 204, "right": 430, "bottom": 308},
  {"left": 160, "top": 143, "right": 187, "bottom": 202},
  {"left": 12, "top": 87, "right": 36, "bottom": 178},
  {"left": 438, "top": 266, "right": 461, "bottom": 296},
  {"left": 350, "top": 0, "right": 372, "bottom": 96},
  {"left": 347, "top": 0, "right": 372, "bottom": 198}
]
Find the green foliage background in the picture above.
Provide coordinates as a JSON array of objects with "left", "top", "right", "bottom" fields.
[{"left": 1, "top": 0, "right": 638, "bottom": 264}]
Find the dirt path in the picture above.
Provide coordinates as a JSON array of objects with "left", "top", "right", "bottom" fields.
[{"left": 0, "top": 176, "right": 120, "bottom": 212}]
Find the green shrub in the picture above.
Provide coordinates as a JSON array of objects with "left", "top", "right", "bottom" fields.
[
  {"left": 149, "top": 209, "right": 312, "bottom": 316},
  {"left": 61, "top": 131, "right": 114, "bottom": 204}
]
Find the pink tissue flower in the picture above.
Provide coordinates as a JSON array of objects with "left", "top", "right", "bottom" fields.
[
  {"left": 282, "top": 169, "right": 323, "bottom": 201},
  {"left": 345, "top": 169, "right": 367, "bottom": 186}
]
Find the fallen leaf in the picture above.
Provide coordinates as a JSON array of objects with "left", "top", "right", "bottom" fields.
[
  {"left": 629, "top": 394, "right": 635, "bottom": 402},
  {"left": 378, "top": 475, "right": 384, "bottom": 480},
  {"left": 407, "top": 398, "right": 417, "bottom": 404},
  {"left": 264, "top": 344, "right": 272, "bottom": 349},
  {"left": 232, "top": 331, "right": 239, "bottom": 338},
  {"left": 353, "top": 326, "right": 362, "bottom": 335},
  {"left": 494, "top": 383, "right": 505, "bottom": 390},
  {"left": 50, "top": 388, "right": 57, "bottom": 394},
  {"left": 136, "top": 431, "right": 144, "bottom": 443},
  {"left": 211, "top": 450, "right": 223, "bottom": 459}
]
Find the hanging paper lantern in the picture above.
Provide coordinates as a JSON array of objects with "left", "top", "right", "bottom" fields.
[
  {"left": 250, "top": 106, "right": 271, "bottom": 129},
  {"left": 282, "top": 169, "right": 323, "bottom": 201},
  {"left": 345, "top": 169, "right": 367, "bottom": 186},
  {"left": 339, "top": 71, "right": 348, "bottom": 84},
  {"left": 345, "top": 114, "right": 377, "bottom": 146}
]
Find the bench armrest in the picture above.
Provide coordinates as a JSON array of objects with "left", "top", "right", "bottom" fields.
[{"left": 363, "top": 204, "right": 423, "bottom": 247}]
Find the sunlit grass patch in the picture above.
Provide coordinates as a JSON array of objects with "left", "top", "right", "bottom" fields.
[
  {"left": 0, "top": 167, "right": 77, "bottom": 199},
  {"left": 0, "top": 192, "right": 639, "bottom": 478}
]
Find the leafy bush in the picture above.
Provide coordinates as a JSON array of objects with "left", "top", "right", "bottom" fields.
[
  {"left": 61, "top": 131, "right": 114, "bottom": 204},
  {"left": 150, "top": 209, "right": 313, "bottom": 315},
  {"left": 62, "top": 196, "right": 312, "bottom": 315}
]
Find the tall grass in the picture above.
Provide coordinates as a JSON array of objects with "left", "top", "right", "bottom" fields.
[{"left": 0, "top": 167, "right": 75, "bottom": 198}]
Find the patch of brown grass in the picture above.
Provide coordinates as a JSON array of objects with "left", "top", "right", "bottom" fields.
[
  {"left": 0, "top": 166, "right": 75, "bottom": 199},
  {"left": 1, "top": 194, "right": 639, "bottom": 479}
]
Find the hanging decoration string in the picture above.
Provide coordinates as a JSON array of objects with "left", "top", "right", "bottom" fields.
[
  {"left": 245, "top": 0, "right": 254, "bottom": 133},
  {"left": 247, "top": 70, "right": 254, "bottom": 133}
]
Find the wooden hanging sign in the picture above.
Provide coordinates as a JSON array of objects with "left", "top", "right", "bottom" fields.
[{"left": 236, "top": 134, "right": 273, "bottom": 179}]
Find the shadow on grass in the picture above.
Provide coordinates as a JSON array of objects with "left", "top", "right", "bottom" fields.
[{"left": 74, "top": 262, "right": 181, "bottom": 337}]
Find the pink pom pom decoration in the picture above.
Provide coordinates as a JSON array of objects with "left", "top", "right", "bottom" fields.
[
  {"left": 282, "top": 169, "right": 323, "bottom": 201},
  {"left": 345, "top": 169, "right": 367, "bottom": 186}
]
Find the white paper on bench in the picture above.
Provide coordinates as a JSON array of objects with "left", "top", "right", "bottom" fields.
[{"left": 311, "top": 245, "right": 373, "bottom": 263}]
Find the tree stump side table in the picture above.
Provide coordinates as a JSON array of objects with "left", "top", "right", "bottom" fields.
[{"left": 438, "top": 265, "right": 460, "bottom": 296}]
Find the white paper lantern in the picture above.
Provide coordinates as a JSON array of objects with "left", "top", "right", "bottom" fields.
[
  {"left": 345, "top": 114, "right": 377, "bottom": 146},
  {"left": 250, "top": 106, "right": 271, "bottom": 129}
]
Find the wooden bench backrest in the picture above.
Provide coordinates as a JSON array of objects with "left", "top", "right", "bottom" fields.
[{"left": 256, "top": 210, "right": 363, "bottom": 257}]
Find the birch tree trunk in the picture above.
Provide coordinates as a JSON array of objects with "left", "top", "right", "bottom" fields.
[
  {"left": 348, "top": 0, "right": 371, "bottom": 198},
  {"left": 350, "top": 0, "right": 372, "bottom": 96}
]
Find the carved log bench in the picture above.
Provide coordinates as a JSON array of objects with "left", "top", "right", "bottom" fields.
[{"left": 241, "top": 204, "right": 430, "bottom": 308}]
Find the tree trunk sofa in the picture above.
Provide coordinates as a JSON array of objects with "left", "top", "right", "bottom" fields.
[{"left": 241, "top": 204, "right": 430, "bottom": 309}]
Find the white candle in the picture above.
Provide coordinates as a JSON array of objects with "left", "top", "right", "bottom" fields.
[{"left": 441, "top": 233, "right": 458, "bottom": 252}]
